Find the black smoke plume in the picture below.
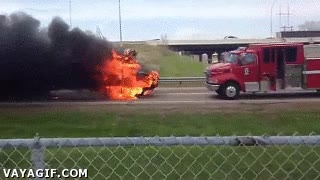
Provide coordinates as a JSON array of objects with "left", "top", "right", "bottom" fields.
[{"left": 0, "top": 12, "right": 112, "bottom": 99}]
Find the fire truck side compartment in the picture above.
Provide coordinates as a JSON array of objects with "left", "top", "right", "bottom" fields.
[
  {"left": 303, "top": 44, "right": 320, "bottom": 89},
  {"left": 251, "top": 43, "right": 306, "bottom": 91},
  {"left": 285, "top": 65, "right": 302, "bottom": 88},
  {"left": 283, "top": 47, "right": 303, "bottom": 88},
  {"left": 304, "top": 58, "right": 320, "bottom": 89}
]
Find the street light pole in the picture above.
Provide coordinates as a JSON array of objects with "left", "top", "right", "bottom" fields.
[
  {"left": 69, "top": 0, "right": 72, "bottom": 28},
  {"left": 118, "top": 0, "right": 123, "bottom": 46},
  {"left": 270, "top": 0, "right": 277, "bottom": 37}
]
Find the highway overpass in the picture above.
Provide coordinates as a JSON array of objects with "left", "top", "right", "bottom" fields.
[{"left": 145, "top": 37, "right": 320, "bottom": 62}]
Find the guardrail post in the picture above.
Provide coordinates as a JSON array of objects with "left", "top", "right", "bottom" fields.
[{"left": 31, "top": 135, "right": 45, "bottom": 180}]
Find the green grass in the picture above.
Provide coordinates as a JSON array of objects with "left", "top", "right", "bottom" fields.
[
  {"left": 1, "top": 144, "right": 319, "bottom": 179},
  {"left": 1, "top": 110, "right": 320, "bottom": 139},
  {"left": 42, "top": 146, "right": 320, "bottom": 179},
  {"left": 1, "top": 110, "right": 320, "bottom": 179},
  {"left": 120, "top": 44, "right": 207, "bottom": 77},
  {"left": 158, "top": 53, "right": 206, "bottom": 77}
]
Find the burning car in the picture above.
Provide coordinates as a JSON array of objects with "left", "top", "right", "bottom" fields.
[
  {"left": 100, "top": 48, "right": 159, "bottom": 100},
  {"left": 49, "top": 48, "right": 159, "bottom": 101}
]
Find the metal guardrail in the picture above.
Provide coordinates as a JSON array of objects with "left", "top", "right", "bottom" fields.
[{"left": 159, "top": 77, "right": 205, "bottom": 83}]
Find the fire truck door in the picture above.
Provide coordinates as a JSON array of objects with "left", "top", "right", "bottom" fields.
[
  {"left": 238, "top": 53, "right": 259, "bottom": 92},
  {"left": 260, "top": 48, "right": 277, "bottom": 91}
]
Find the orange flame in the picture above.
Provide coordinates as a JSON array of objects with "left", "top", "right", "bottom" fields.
[{"left": 100, "top": 50, "right": 159, "bottom": 100}]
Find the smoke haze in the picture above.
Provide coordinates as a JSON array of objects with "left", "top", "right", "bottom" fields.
[
  {"left": 298, "top": 21, "right": 320, "bottom": 31},
  {"left": 0, "top": 12, "right": 113, "bottom": 99}
]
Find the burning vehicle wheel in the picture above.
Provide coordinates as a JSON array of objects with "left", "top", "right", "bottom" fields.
[
  {"left": 139, "top": 89, "right": 152, "bottom": 96},
  {"left": 222, "top": 82, "right": 239, "bottom": 99}
]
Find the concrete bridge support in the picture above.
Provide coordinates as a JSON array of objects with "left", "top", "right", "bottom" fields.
[{"left": 198, "top": 54, "right": 203, "bottom": 62}]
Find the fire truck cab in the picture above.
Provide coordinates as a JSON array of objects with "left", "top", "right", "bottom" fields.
[{"left": 205, "top": 43, "right": 320, "bottom": 99}]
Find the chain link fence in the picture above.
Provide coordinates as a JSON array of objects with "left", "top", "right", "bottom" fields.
[{"left": 1, "top": 135, "right": 320, "bottom": 179}]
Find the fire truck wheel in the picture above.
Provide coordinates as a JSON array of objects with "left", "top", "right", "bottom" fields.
[{"left": 223, "top": 82, "right": 240, "bottom": 99}]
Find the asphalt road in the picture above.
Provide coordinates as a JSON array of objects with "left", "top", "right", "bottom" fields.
[
  {"left": 1, "top": 87, "right": 320, "bottom": 113},
  {"left": 142, "top": 87, "right": 320, "bottom": 104},
  {"left": 1, "top": 87, "right": 320, "bottom": 106}
]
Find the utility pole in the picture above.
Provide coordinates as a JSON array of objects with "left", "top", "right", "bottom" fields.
[
  {"left": 118, "top": 0, "right": 123, "bottom": 46},
  {"left": 278, "top": 1, "right": 292, "bottom": 32},
  {"left": 270, "top": 0, "right": 277, "bottom": 37},
  {"left": 69, "top": 0, "right": 72, "bottom": 28},
  {"left": 287, "top": 3, "right": 293, "bottom": 31}
]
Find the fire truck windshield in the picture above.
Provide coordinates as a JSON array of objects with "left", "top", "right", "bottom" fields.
[{"left": 223, "top": 53, "right": 238, "bottom": 64}]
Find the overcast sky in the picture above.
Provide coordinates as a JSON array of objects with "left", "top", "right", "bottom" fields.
[{"left": 0, "top": 0, "right": 319, "bottom": 41}]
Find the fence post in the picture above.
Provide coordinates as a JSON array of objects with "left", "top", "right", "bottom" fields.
[{"left": 31, "top": 135, "right": 45, "bottom": 180}]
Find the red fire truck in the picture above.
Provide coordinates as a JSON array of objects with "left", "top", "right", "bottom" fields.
[{"left": 205, "top": 43, "right": 320, "bottom": 99}]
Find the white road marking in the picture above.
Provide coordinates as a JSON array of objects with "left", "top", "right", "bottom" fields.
[{"left": 156, "top": 93, "right": 210, "bottom": 95}]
